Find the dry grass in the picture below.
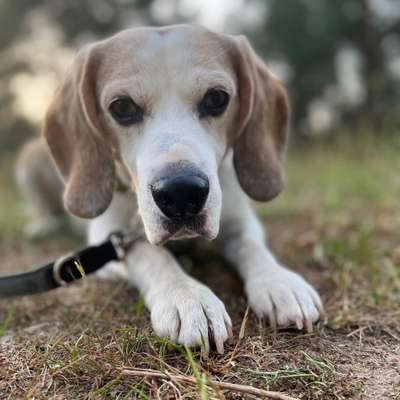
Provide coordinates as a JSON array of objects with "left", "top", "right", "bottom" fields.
[{"left": 1, "top": 136, "right": 400, "bottom": 399}]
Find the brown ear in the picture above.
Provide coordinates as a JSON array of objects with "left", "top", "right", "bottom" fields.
[
  {"left": 229, "top": 36, "right": 290, "bottom": 202},
  {"left": 42, "top": 44, "right": 115, "bottom": 218}
]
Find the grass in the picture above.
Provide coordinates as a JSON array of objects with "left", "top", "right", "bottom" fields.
[{"left": 1, "top": 135, "right": 400, "bottom": 399}]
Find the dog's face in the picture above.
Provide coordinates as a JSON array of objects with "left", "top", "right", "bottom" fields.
[
  {"left": 43, "top": 25, "right": 289, "bottom": 244},
  {"left": 101, "top": 27, "right": 236, "bottom": 243}
]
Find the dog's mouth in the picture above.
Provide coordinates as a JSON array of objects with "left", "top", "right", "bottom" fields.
[{"left": 158, "top": 213, "right": 210, "bottom": 243}]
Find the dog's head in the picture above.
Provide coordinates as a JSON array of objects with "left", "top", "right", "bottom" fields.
[{"left": 43, "top": 25, "right": 289, "bottom": 244}]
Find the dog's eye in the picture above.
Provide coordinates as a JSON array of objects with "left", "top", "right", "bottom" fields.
[
  {"left": 199, "top": 89, "right": 230, "bottom": 118},
  {"left": 109, "top": 96, "right": 143, "bottom": 125}
]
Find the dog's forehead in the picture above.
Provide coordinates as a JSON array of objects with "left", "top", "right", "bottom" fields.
[{"left": 99, "top": 25, "right": 232, "bottom": 80}]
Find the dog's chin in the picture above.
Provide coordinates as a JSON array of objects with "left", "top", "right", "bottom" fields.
[{"left": 145, "top": 214, "right": 219, "bottom": 245}]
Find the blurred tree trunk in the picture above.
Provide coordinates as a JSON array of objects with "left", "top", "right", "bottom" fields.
[{"left": 358, "top": 0, "right": 386, "bottom": 132}]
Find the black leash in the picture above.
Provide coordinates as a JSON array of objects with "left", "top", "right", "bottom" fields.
[{"left": 0, "top": 231, "right": 139, "bottom": 298}]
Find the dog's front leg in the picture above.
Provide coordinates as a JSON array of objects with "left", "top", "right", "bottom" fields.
[
  {"left": 124, "top": 242, "right": 232, "bottom": 353},
  {"left": 219, "top": 168, "right": 325, "bottom": 332}
]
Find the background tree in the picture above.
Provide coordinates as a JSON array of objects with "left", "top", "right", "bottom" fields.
[{"left": 250, "top": 0, "right": 400, "bottom": 134}]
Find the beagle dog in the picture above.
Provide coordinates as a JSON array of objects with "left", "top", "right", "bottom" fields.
[{"left": 17, "top": 25, "right": 325, "bottom": 353}]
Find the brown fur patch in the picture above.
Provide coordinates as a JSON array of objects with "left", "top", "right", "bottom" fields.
[{"left": 227, "top": 36, "right": 290, "bottom": 201}]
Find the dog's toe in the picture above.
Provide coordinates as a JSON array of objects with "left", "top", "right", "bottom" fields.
[{"left": 151, "top": 306, "right": 181, "bottom": 342}]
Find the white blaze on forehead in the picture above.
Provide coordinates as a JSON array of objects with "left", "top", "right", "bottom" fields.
[
  {"left": 123, "top": 29, "right": 195, "bottom": 89},
  {"left": 136, "top": 29, "right": 189, "bottom": 64}
]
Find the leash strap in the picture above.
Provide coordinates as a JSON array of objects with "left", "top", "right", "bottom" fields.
[{"left": 0, "top": 232, "right": 137, "bottom": 298}]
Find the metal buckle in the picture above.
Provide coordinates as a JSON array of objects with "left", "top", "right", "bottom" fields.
[
  {"left": 109, "top": 230, "right": 141, "bottom": 260},
  {"left": 109, "top": 232, "right": 126, "bottom": 260},
  {"left": 52, "top": 252, "right": 74, "bottom": 287}
]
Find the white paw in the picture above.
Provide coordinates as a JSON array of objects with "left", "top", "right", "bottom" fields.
[
  {"left": 147, "top": 279, "right": 232, "bottom": 353},
  {"left": 245, "top": 266, "right": 326, "bottom": 332}
]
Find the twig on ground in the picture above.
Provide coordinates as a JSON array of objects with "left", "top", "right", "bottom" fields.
[
  {"left": 119, "top": 367, "right": 299, "bottom": 400},
  {"left": 221, "top": 305, "right": 250, "bottom": 372}
]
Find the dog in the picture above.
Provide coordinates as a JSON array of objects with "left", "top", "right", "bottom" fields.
[{"left": 17, "top": 25, "right": 325, "bottom": 353}]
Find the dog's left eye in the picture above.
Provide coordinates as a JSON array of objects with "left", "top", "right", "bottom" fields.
[
  {"left": 198, "top": 89, "right": 230, "bottom": 118},
  {"left": 109, "top": 96, "right": 144, "bottom": 126}
]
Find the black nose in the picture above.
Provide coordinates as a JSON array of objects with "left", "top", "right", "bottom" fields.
[{"left": 151, "top": 175, "right": 209, "bottom": 220}]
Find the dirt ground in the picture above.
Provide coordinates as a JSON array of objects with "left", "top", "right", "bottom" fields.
[{"left": 1, "top": 140, "right": 400, "bottom": 399}]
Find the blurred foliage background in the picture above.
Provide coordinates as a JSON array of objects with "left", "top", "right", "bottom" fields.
[{"left": 0, "top": 0, "right": 399, "bottom": 157}]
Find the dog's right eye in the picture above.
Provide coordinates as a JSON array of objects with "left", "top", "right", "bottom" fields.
[{"left": 109, "top": 96, "right": 144, "bottom": 126}]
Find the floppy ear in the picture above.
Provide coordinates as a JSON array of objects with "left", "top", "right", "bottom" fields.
[
  {"left": 42, "top": 44, "right": 116, "bottom": 218},
  {"left": 229, "top": 36, "right": 290, "bottom": 202}
]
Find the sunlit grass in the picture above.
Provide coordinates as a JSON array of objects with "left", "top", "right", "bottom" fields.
[{"left": 261, "top": 134, "right": 400, "bottom": 219}]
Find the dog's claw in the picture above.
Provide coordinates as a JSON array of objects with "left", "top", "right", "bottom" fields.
[
  {"left": 305, "top": 318, "right": 313, "bottom": 333},
  {"left": 268, "top": 312, "right": 277, "bottom": 332},
  {"left": 296, "top": 318, "right": 304, "bottom": 330}
]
